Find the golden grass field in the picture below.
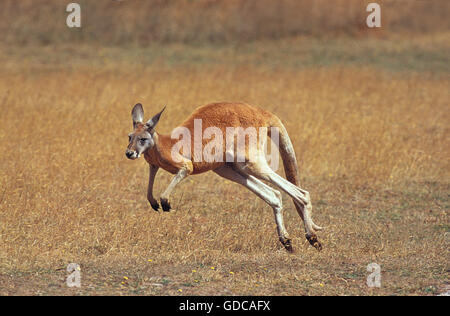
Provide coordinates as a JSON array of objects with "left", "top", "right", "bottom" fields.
[{"left": 0, "top": 1, "right": 449, "bottom": 296}]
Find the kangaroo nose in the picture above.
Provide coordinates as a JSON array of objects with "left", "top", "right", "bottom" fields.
[{"left": 126, "top": 151, "right": 133, "bottom": 158}]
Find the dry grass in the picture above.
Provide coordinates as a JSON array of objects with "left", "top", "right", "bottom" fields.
[
  {"left": 0, "top": 35, "right": 448, "bottom": 295},
  {"left": 1, "top": 0, "right": 450, "bottom": 293}
]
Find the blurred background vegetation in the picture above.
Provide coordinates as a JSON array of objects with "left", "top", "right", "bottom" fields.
[{"left": 0, "top": 0, "right": 448, "bottom": 46}]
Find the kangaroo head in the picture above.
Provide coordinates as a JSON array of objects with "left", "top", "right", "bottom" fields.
[{"left": 125, "top": 103, "right": 165, "bottom": 160}]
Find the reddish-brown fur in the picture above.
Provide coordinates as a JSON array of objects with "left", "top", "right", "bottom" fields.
[{"left": 145, "top": 102, "right": 279, "bottom": 175}]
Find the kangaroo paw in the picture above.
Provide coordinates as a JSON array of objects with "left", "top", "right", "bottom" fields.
[
  {"left": 160, "top": 198, "right": 171, "bottom": 212},
  {"left": 306, "top": 234, "right": 323, "bottom": 251},
  {"left": 280, "top": 238, "right": 294, "bottom": 253},
  {"left": 150, "top": 201, "right": 160, "bottom": 212}
]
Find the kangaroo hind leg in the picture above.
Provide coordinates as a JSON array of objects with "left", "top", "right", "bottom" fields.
[
  {"left": 213, "top": 164, "right": 294, "bottom": 252},
  {"left": 236, "top": 158, "right": 323, "bottom": 251}
]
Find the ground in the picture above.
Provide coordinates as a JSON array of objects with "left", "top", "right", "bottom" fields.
[{"left": 0, "top": 34, "right": 448, "bottom": 295}]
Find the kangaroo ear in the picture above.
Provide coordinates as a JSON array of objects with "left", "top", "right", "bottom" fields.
[
  {"left": 146, "top": 106, "right": 166, "bottom": 131},
  {"left": 131, "top": 103, "right": 144, "bottom": 128}
]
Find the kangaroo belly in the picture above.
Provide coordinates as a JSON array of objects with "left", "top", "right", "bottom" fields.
[{"left": 191, "top": 161, "right": 225, "bottom": 175}]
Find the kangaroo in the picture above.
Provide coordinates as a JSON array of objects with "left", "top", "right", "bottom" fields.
[{"left": 125, "top": 102, "right": 322, "bottom": 252}]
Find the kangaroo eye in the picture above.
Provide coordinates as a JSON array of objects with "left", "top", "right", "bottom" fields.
[
  {"left": 139, "top": 138, "right": 148, "bottom": 145},
  {"left": 128, "top": 135, "right": 132, "bottom": 142}
]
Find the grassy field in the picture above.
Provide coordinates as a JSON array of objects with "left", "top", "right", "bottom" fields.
[
  {"left": 0, "top": 1, "right": 449, "bottom": 296},
  {"left": 0, "top": 35, "right": 448, "bottom": 295}
]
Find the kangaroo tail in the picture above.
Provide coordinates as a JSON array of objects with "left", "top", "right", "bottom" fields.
[{"left": 269, "top": 117, "right": 300, "bottom": 187}]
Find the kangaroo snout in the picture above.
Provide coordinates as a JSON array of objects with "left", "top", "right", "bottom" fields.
[{"left": 125, "top": 150, "right": 137, "bottom": 159}]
